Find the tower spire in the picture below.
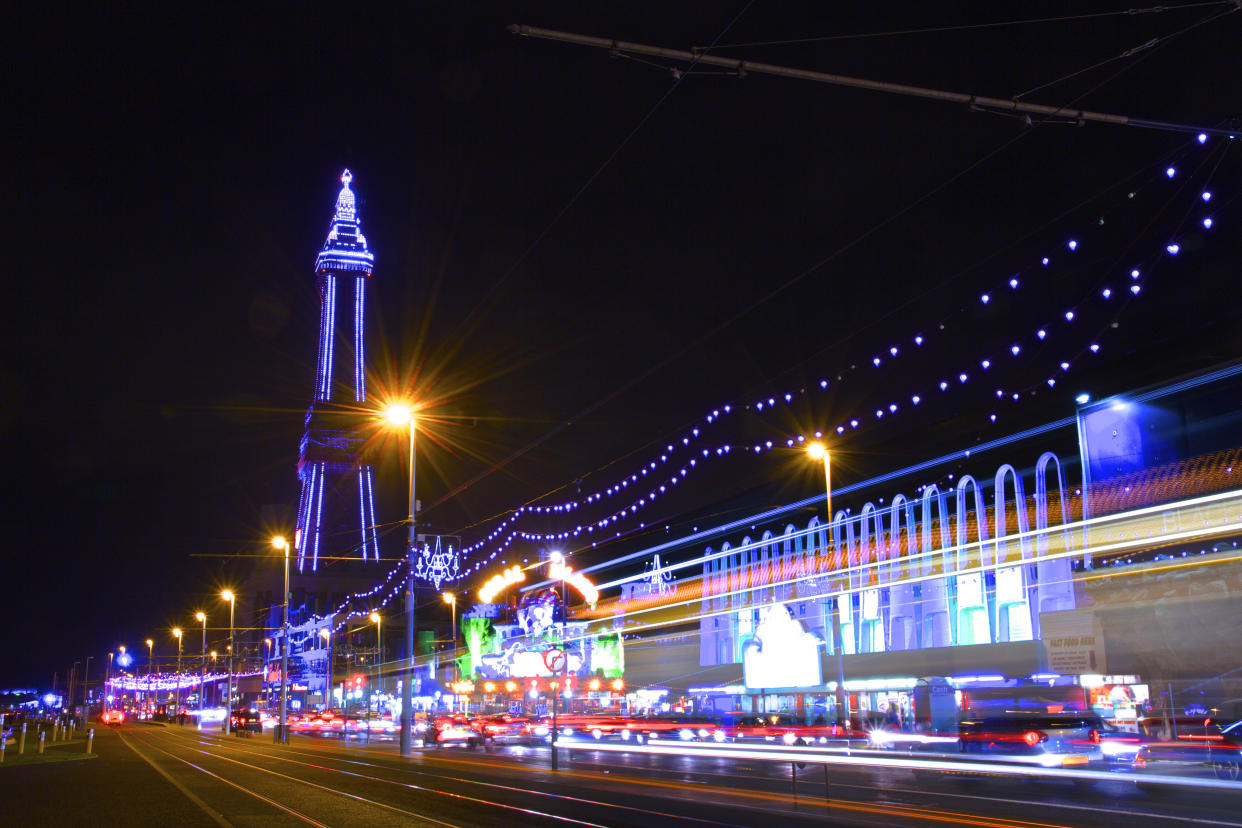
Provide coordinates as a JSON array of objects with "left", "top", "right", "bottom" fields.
[{"left": 295, "top": 169, "right": 382, "bottom": 571}]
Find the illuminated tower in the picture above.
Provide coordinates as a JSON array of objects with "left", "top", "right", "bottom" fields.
[{"left": 294, "top": 169, "right": 382, "bottom": 571}]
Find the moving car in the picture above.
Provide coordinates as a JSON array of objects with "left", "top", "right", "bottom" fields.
[
  {"left": 100, "top": 710, "right": 125, "bottom": 726},
  {"left": 956, "top": 713, "right": 1103, "bottom": 767},
  {"left": 229, "top": 708, "right": 263, "bottom": 735},
  {"left": 1133, "top": 717, "right": 1242, "bottom": 783}
]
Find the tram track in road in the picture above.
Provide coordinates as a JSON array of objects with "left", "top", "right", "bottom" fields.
[
  {"left": 148, "top": 728, "right": 742, "bottom": 828},
  {"left": 157, "top": 728, "right": 1108, "bottom": 828}
]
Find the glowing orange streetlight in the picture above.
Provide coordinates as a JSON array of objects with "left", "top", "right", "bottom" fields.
[{"left": 382, "top": 401, "right": 418, "bottom": 756}]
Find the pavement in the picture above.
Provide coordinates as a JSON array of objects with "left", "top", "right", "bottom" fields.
[{"left": 1, "top": 722, "right": 1239, "bottom": 827}]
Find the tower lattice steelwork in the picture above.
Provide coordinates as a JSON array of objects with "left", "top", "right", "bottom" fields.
[{"left": 294, "top": 170, "right": 382, "bottom": 571}]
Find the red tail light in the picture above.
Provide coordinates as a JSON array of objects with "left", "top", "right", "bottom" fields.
[
  {"left": 1089, "top": 728, "right": 1100, "bottom": 744},
  {"left": 1022, "top": 730, "right": 1046, "bottom": 747}
]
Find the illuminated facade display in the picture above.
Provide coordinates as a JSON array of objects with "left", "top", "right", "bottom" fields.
[
  {"left": 415, "top": 536, "right": 460, "bottom": 590},
  {"left": 701, "top": 451, "right": 1081, "bottom": 668},
  {"left": 295, "top": 170, "right": 381, "bottom": 571},
  {"left": 742, "top": 603, "right": 822, "bottom": 690}
]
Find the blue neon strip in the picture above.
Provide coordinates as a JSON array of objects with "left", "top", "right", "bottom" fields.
[
  {"left": 366, "top": 466, "right": 380, "bottom": 561},
  {"left": 358, "top": 467, "right": 367, "bottom": 560},
  {"left": 312, "top": 462, "right": 325, "bottom": 571},
  {"left": 322, "top": 276, "right": 336, "bottom": 400}
]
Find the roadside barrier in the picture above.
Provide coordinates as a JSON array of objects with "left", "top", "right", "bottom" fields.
[{"left": 86, "top": 728, "right": 94, "bottom": 754}]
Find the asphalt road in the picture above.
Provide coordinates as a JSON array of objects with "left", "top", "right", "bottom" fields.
[{"left": 1, "top": 723, "right": 1238, "bottom": 827}]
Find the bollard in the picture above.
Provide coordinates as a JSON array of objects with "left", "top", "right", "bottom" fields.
[
  {"left": 37, "top": 730, "right": 45, "bottom": 755},
  {"left": 791, "top": 761, "right": 797, "bottom": 808},
  {"left": 1, "top": 736, "right": 6, "bottom": 763},
  {"left": 68, "top": 722, "right": 74, "bottom": 741},
  {"left": 823, "top": 763, "right": 831, "bottom": 803},
  {"left": 19, "top": 723, "right": 27, "bottom": 754},
  {"left": 86, "top": 728, "right": 94, "bottom": 754}
]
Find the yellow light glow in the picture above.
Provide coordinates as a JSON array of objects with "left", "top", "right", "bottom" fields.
[
  {"left": 320, "top": 627, "right": 330, "bottom": 640},
  {"left": 806, "top": 441, "right": 827, "bottom": 461},
  {"left": 442, "top": 592, "right": 455, "bottom": 605},
  {"left": 118, "top": 645, "right": 126, "bottom": 653},
  {"left": 210, "top": 651, "right": 217, "bottom": 660},
  {"left": 505, "top": 681, "right": 517, "bottom": 693},
  {"left": 369, "top": 611, "right": 380, "bottom": 624},
  {"left": 195, "top": 612, "right": 205, "bottom": 623},
  {"left": 383, "top": 403, "right": 413, "bottom": 427},
  {"left": 263, "top": 637, "right": 271, "bottom": 646},
  {"left": 221, "top": 589, "right": 234, "bottom": 602},
  {"left": 611, "top": 679, "right": 624, "bottom": 691},
  {"left": 478, "top": 565, "right": 526, "bottom": 603},
  {"left": 172, "top": 628, "right": 182, "bottom": 639},
  {"left": 271, "top": 535, "right": 288, "bottom": 551},
  {"left": 146, "top": 639, "right": 153, "bottom": 648},
  {"left": 483, "top": 681, "right": 496, "bottom": 693},
  {"left": 589, "top": 678, "right": 601, "bottom": 691}
]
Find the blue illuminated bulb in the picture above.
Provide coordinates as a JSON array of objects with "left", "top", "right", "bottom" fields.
[
  {"left": 911, "top": 395, "right": 920, "bottom": 405},
  {"left": 1042, "top": 257, "right": 1050, "bottom": 266},
  {"left": 1010, "top": 345, "right": 1020, "bottom": 355},
  {"left": 836, "top": 426, "right": 844, "bottom": 434},
  {"left": 1060, "top": 361, "right": 1070, "bottom": 371},
  {"left": 890, "top": 346, "right": 898, "bottom": 357},
  {"left": 981, "top": 359, "right": 990, "bottom": 369},
  {"left": 876, "top": 409, "right": 884, "bottom": 418},
  {"left": 1131, "top": 284, "right": 1141, "bottom": 295},
  {"left": 1037, "top": 329, "right": 1047, "bottom": 340},
  {"left": 1065, "top": 311, "right": 1074, "bottom": 321},
  {"left": 1009, "top": 278, "right": 1019, "bottom": 289},
  {"left": 1202, "top": 191, "right": 1212, "bottom": 202},
  {"left": 1090, "top": 344, "right": 1100, "bottom": 353},
  {"left": 981, "top": 294, "right": 990, "bottom": 304},
  {"left": 1047, "top": 378, "right": 1057, "bottom": 388},
  {"left": 990, "top": 414, "right": 997, "bottom": 422},
  {"left": 1203, "top": 217, "right": 1212, "bottom": 229},
  {"left": 1075, "top": 393, "right": 1090, "bottom": 405},
  {"left": 939, "top": 381, "right": 948, "bottom": 391},
  {"left": 995, "top": 389, "right": 1003, "bottom": 398},
  {"left": 850, "top": 419, "right": 859, "bottom": 428},
  {"left": 914, "top": 335, "right": 924, "bottom": 346},
  {"left": 1067, "top": 240, "right": 1077, "bottom": 251},
  {"left": 958, "top": 373, "right": 968, "bottom": 383},
  {"left": 820, "top": 379, "right": 828, "bottom": 388},
  {"left": 1130, "top": 269, "right": 1140, "bottom": 279},
  {"left": 1102, "top": 288, "right": 1111, "bottom": 299},
  {"left": 889, "top": 403, "right": 897, "bottom": 413},
  {"left": 873, "top": 357, "right": 881, "bottom": 367},
  {"left": 1166, "top": 243, "right": 1180, "bottom": 255},
  {"left": 1166, "top": 167, "right": 1176, "bottom": 178},
  {"left": 1198, "top": 133, "right": 1207, "bottom": 144}
]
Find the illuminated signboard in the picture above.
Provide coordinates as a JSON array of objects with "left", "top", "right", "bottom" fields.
[
  {"left": 548, "top": 561, "right": 599, "bottom": 605},
  {"left": 479, "top": 565, "right": 526, "bottom": 603},
  {"left": 743, "top": 603, "right": 823, "bottom": 690}
]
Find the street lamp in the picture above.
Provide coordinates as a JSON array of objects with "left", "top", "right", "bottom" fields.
[
  {"left": 172, "top": 628, "right": 183, "bottom": 725},
  {"left": 383, "top": 402, "right": 418, "bottom": 756},
  {"left": 272, "top": 534, "right": 291, "bottom": 745},
  {"left": 221, "top": 589, "right": 235, "bottom": 734},
  {"left": 806, "top": 441, "right": 848, "bottom": 727},
  {"left": 195, "top": 612, "right": 207, "bottom": 728},
  {"left": 146, "top": 639, "right": 154, "bottom": 716},
  {"left": 320, "top": 627, "right": 332, "bottom": 709},
  {"left": 369, "top": 611, "right": 382, "bottom": 738},
  {"left": 442, "top": 593, "right": 456, "bottom": 685},
  {"left": 547, "top": 551, "right": 570, "bottom": 770}
]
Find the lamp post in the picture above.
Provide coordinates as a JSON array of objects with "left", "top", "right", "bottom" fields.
[
  {"left": 321, "top": 627, "right": 332, "bottom": 710},
  {"left": 195, "top": 612, "right": 207, "bottom": 728},
  {"left": 807, "top": 441, "right": 848, "bottom": 728},
  {"left": 369, "top": 611, "right": 382, "bottom": 740},
  {"left": 548, "top": 551, "right": 570, "bottom": 770},
  {"left": 146, "top": 639, "right": 154, "bottom": 717},
  {"left": 83, "top": 656, "right": 93, "bottom": 722},
  {"left": 272, "top": 535, "right": 291, "bottom": 744},
  {"left": 105, "top": 651, "right": 114, "bottom": 710},
  {"left": 172, "top": 628, "right": 183, "bottom": 724},
  {"left": 442, "top": 593, "right": 456, "bottom": 686},
  {"left": 384, "top": 403, "right": 418, "bottom": 756},
  {"left": 221, "top": 590, "right": 235, "bottom": 734}
]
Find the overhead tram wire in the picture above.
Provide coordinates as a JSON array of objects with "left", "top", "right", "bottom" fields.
[
  {"left": 508, "top": 22, "right": 1240, "bottom": 140},
  {"left": 702, "top": 1, "right": 1234, "bottom": 50}
]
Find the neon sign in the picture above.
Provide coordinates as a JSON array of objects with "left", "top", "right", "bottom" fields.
[
  {"left": 548, "top": 561, "right": 599, "bottom": 605},
  {"left": 479, "top": 565, "right": 526, "bottom": 603}
]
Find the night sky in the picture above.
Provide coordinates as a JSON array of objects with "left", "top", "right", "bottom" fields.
[{"left": 6, "top": 2, "right": 1241, "bottom": 687}]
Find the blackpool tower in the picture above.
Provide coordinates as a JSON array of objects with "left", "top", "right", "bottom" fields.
[{"left": 294, "top": 170, "right": 382, "bottom": 571}]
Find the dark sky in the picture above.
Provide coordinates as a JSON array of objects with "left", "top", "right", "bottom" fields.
[{"left": 5, "top": 2, "right": 1241, "bottom": 687}]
